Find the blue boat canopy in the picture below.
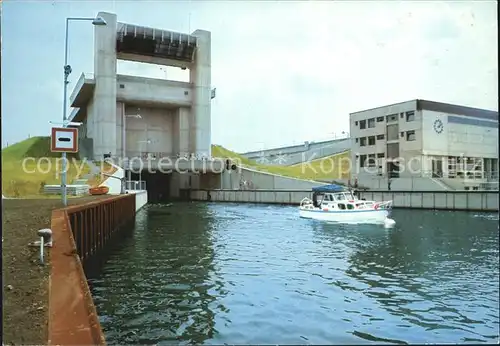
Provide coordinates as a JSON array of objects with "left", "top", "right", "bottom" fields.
[{"left": 312, "top": 184, "right": 345, "bottom": 193}]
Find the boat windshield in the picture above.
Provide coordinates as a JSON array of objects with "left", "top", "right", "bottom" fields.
[
  {"left": 344, "top": 192, "right": 354, "bottom": 200},
  {"left": 333, "top": 193, "right": 345, "bottom": 201}
]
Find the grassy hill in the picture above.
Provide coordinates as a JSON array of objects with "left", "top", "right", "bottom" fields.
[
  {"left": 2, "top": 137, "right": 350, "bottom": 197},
  {"left": 211, "top": 145, "right": 350, "bottom": 181},
  {"left": 2, "top": 137, "right": 111, "bottom": 197}
]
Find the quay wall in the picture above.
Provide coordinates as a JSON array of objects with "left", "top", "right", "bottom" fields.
[
  {"left": 127, "top": 190, "right": 148, "bottom": 211},
  {"left": 187, "top": 189, "right": 499, "bottom": 212},
  {"left": 48, "top": 194, "right": 138, "bottom": 345}
]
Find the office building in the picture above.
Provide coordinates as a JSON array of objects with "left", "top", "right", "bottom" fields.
[{"left": 350, "top": 99, "right": 498, "bottom": 189}]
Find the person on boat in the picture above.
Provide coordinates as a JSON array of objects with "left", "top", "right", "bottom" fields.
[
  {"left": 120, "top": 176, "right": 126, "bottom": 194},
  {"left": 312, "top": 192, "right": 320, "bottom": 207},
  {"left": 354, "top": 178, "right": 358, "bottom": 189},
  {"left": 388, "top": 178, "right": 392, "bottom": 191}
]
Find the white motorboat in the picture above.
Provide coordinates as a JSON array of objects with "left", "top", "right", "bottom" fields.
[{"left": 299, "top": 184, "right": 395, "bottom": 226}]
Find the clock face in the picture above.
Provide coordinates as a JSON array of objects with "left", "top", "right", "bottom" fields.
[{"left": 433, "top": 119, "right": 444, "bottom": 134}]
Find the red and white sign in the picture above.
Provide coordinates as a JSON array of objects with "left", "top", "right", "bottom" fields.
[{"left": 51, "top": 127, "right": 79, "bottom": 153}]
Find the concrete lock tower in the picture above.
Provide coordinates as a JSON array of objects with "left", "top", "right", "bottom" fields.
[{"left": 69, "top": 11, "right": 213, "bottom": 161}]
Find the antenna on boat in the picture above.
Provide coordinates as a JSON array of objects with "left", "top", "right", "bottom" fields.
[{"left": 188, "top": 0, "right": 192, "bottom": 33}]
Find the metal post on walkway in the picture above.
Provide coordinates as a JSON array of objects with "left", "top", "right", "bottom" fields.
[{"left": 60, "top": 16, "right": 107, "bottom": 206}]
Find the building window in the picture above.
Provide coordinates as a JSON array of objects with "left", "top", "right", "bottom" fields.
[
  {"left": 368, "top": 136, "right": 375, "bottom": 145},
  {"left": 400, "top": 113, "right": 404, "bottom": 118},
  {"left": 400, "top": 132, "right": 404, "bottom": 137},
  {"left": 355, "top": 138, "right": 359, "bottom": 143},
  {"left": 387, "top": 143, "right": 399, "bottom": 158},
  {"left": 360, "top": 120, "right": 366, "bottom": 129},
  {"left": 376, "top": 134, "right": 385, "bottom": 140},
  {"left": 406, "top": 130, "right": 416, "bottom": 141},
  {"left": 377, "top": 153, "right": 385, "bottom": 158},
  {"left": 355, "top": 121, "right": 358, "bottom": 126},
  {"left": 386, "top": 114, "right": 398, "bottom": 122},
  {"left": 368, "top": 118, "right": 375, "bottom": 128},
  {"left": 387, "top": 124, "right": 399, "bottom": 140},
  {"left": 376, "top": 116, "right": 384, "bottom": 122},
  {"left": 360, "top": 154, "right": 367, "bottom": 167},
  {"left": 406, "top": 111, "right": 415, "bottom": 122},
  {"left": 360, "top": 137, "right": 366, "bottom": 146}
]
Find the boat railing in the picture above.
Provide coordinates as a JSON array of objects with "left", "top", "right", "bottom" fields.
[
  {"left": 300, "top": 197, "right": 313, "bottom": 207},
  {"left": 376, "top": 200, "right": 393, "bottom": 209}
]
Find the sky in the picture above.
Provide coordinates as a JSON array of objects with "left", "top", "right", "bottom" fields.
[{"left": 1, "top": 0, "right": 498, "bottom": 153}]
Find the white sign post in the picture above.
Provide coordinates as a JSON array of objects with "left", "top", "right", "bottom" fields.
[{"left": 51, "top": 126, "right": 79, "bottom": 206}]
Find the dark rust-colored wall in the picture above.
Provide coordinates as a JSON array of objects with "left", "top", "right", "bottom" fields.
[{"left": 48, "top": 194, "right": 136, "bottom": 345}]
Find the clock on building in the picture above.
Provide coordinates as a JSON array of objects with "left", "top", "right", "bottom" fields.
[{"left": 433, "top": 119, "right": 444, "bottom": 134}]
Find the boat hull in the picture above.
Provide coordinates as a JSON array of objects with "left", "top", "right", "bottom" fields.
[
  {"left": 89, "top": 186, "right": 109, "bottom": 195},
  {"left": 299, "top": 208, "right": 389, "bottom": 224}
]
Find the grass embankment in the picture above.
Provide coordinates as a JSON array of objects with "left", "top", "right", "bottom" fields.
[
  {"left": 211, "top": 145, "right": 351, "bottom": 181},
  {"left": 2, "top": 136, "right": 347, "bottom": 197},
  {"left": 2, "top": 137, "right": 115, "bottom": 198}
]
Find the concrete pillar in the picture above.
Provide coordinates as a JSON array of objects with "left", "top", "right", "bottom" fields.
[
  {"left": 189, "top": 30, "right": 211, "bottom": 158},
  {"left": 178, "top": 107, "right": 190, "bottom": 157},
  {"left": 93, "top": 12, "right": 117, "bottom": 160},
  {"left": 116, "top": 102, "right": 125, "bottom": 159}
]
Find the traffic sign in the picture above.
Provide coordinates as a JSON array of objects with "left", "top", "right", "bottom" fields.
[{"left": 51, "top": 127, "right": 79, "bottom": 153}]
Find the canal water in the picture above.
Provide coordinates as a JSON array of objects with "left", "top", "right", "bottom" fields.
[{"left": 86, "top": 202, "right": 499, "bottom": 345}]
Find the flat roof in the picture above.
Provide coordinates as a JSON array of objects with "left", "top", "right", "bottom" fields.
[
  {"left": 350, "top": 99, "right": 498, "bottom": 121},
  {"left": 416, "top": 99, "right": 498, "bottom": 121}
]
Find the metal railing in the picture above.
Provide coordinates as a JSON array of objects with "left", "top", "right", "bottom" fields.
[
  {"left": 485, "top": 172, "right": 499, "bottom": 182},
  {"left": 126, "top": 180, "right": 146, "bottom": 191},
  {"left": 66, "top": 194, "right": 136, "bottom": 262},
  {"left": 479, "top": 182, "right": 499, "bottom": 191},
  {"left": 122, "top": 152, "right": 215, "bottom": 161},
  {"left": 124, "top": 151, "right": 174, "bottom": 160}
]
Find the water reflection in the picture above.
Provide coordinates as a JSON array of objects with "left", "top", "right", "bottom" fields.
[
  {"left": 87, "top": 203, "right": 227, "bottom": 345},
  {"left": 313, "top": 210, "right": 499, "bottom": 344},
  {"left": 89, "top": 203, "right": 499, "bottom": 345}
]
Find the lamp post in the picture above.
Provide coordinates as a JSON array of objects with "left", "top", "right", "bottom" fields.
[{"left": 61, "top": 16, "right": 107, "bottom": 206}]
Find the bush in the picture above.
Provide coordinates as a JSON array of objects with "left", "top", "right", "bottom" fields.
[{"left": 39, "top": 181, "right": 46, "bottom": 193}]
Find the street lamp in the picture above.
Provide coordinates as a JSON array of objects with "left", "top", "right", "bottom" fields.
[
  {"left": 60, "top": 16, "right": 107, "bottom": 206},
  {"left": 49, "top": 120, "right": 83, "bottom": 127}
]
